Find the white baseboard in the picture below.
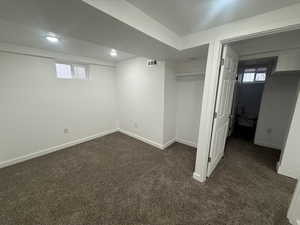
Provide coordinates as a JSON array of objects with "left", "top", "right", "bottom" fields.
[
  {"left": 118, "top": 129, "right": 164, "bottom": 150},
  {"left": 0, "top": 129, "right": 201, "bottom": 170},
  {"left": 163, "top": 139, "right": 176, "bottom": 149},
  {"left": 193, "top": 172, "right": 206, "bottom": 183},
  {"left": 176, "top": 138, "right": 197, "bottom": 148},
  {"left": 291, "top": 219, "right": 300, "bottom": 225},
  {"left": 118, "top": 129, "right": 198, "bottom": 150},
  {"left": 0, "top": 128, "right": 118, "bottom": 169},
  {"left": 288, "top": 213, "right": 300, "bottom": 225},
  {"left": 278, "top": 164, "right": 299, "bottom": 180},
  {"left": 288, "top": 218, "right": 297, "bottom": 225},
  {"left": 254, "top": 139, "right": 281, "bottom": 150}
]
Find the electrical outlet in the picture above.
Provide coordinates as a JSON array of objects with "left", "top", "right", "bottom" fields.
[
  {"left": 134, "top": 122, "right": 138, "bottom": 129},
  {"left": 64, "top": 128, "right": 69, "bottom": 134}
]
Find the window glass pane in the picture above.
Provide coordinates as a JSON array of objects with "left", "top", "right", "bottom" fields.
[
  {"left": 255, "top": 72, "right": 266, "bottom": 81},
  {"left": 73, "top": 65, "right": 87, "bottom": 80},
  {"left": 56, "top": 63, "right": 72, "bottom": 79},
  {"left": 243, "top": 73, "right": 255, "bottom": 82}
]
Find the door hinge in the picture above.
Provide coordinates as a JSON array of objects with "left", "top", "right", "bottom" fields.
[
  {"left": 214, "top": 112, "right": 218, "bottom": 119},
  {"left": 208, "top": 157, "right": 212, "bottom": 163}
]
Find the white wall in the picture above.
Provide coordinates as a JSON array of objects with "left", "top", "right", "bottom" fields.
[
  {"left": 174, "top": 58, "right": 207, "bottom": 75},
  {"left": 276, "top": 50, "right": 300, "bottom": 72},
  {"left": 278, "top": 79, "right": 300, "bottom": 179},
  {"left": 255, "top": 73, "right": 300, "bottom": 150},
  {"left": 163, "top": 62, "right": 177, "bottom": 145},
  {"left": 176, "top": 77, "right": 204, "bottom": 147},
  {"left": 116, "top": 57, "right": 207, "bottom": 149},
  {"left": 116, "top": 57, "right": 165, "bottom": 147},
  {"left": 0, "top": 51, "right": 118, "bottom": 167},
  {"left": 288, "top": 182, "right": 300, "bottom": 225},
  {"left": 174, "top": 58, "right": 206, "bottom": 147}
]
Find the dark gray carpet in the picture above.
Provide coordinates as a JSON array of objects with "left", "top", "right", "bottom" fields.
[{"left": 0, "top": 132, "right": 296, "bottom": 225}]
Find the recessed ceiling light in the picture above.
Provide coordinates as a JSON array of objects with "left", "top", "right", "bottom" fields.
[
  {"left": 110, "top": 49, "right": 118, "bottom": 57},
  {"left": 46, "top": 36, "right": 59, "bottom": 43}
]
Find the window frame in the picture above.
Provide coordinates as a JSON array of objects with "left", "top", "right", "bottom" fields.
[{"left": 55, "top": 61, "right": 89, "bottom": 80}]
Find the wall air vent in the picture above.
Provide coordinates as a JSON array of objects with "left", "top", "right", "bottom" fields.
[{"left": 147, "top": 59, "right": 157, "bottom": 67}]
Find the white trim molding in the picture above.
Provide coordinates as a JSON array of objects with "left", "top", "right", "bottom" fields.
[
  {"left": 118, "top": 129, "right": 200, "bottom": 150},
  {"left": 118, "top": 129, "right": 165, "bottom": 150},
  {"left": 193, "top": 172, "right": 206, "bottom": 183},
  {"left": 163, "top": 139, "right": 176, "bottom": 150},
  {"left": 278, "top": 164, "right": 299, "bottom": 180},
  {"left": 176, "top": 138, "right": 197, "bottom": 148},
  {"left": 254, "top": 139, "right": 282, "bottom": 150},
  {"left": 118, "top": 129, "right": 199, "bottom": 150},
  {"left": 0, "top": 129, "right": 118, "bottom": 169}
]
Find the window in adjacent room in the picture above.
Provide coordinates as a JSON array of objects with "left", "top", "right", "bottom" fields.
[
  {"left": 242, "top": 67, "right": 267, "bottom": 83},
  {"left": 55, "top": 62, "right": 89, "bottom": 80},
  {"left": 255, "top": 67, "right": 267, "bottom": 82},
  {"left": 242, "top": 68, "right": 256, "bottom": 83}
]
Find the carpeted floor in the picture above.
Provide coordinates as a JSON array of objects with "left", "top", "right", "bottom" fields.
[{"left": 0, "top": 132, "right": 296, "bottom": 225}]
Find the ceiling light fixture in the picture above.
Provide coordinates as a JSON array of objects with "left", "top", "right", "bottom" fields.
[
  {"left": 110, "top": 49, "right": 118, "bottom": 57},
  {"left": 46, "top": 35, "right": 59, "bottom": 43}
]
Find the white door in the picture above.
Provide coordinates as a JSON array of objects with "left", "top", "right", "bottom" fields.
[{"left": 207, "top": 45, "right": 239, "bottom": 177}]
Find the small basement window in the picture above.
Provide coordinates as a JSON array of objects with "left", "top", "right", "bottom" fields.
[
  {"left": 242, "top": 67, "right": 267, "bottom": 83},
  {"left": 55, "top": 62, "right": 88, "bottom": 80}
]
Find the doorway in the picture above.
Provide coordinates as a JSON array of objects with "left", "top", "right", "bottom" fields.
[
  {"left": 229, "top": 57, "right": 276, "bottom": 141},
  {"left": 206, "top": 28, "right": 300, "bottom": 178}
]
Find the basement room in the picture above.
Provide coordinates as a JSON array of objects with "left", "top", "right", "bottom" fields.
[{"left": 0, "top": 0, "right": 300, "bottom": 225}]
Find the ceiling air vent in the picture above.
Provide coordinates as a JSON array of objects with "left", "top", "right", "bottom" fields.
[{"left": 147, "top": 59, "right": 158, "bottom": 67}]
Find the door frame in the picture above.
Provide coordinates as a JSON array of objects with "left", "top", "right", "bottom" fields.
[{"left": 193, "top": 24, "right": 300, "bottom": 183}]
